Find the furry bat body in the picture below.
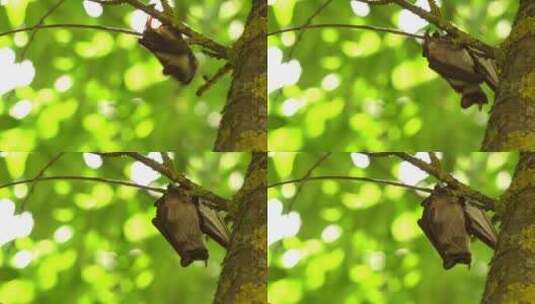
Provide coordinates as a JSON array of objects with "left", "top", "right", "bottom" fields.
[
  {"left": 153, "top": 184, "right": 208, "bottom": 267},
  {"left": 139, "top": 19, "right": 198, "bottom": 84},
  {"left": 152, "top": 184, "right": 230, "bottom": 267},
  {"left": 422, "top": 32, "right": 498, "bottom": 109},
  {"left": 418, "top": 185, "right": 498, "bottom": 269},
  {"left": 418, "top": 186, "right": 471, "bottom": 269}
]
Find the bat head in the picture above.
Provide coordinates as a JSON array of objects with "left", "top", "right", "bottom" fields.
[
  {"left": 443, "top": 250, "right": 471, "bottom": 269},
  {"left": 461, "top": 89, "right": 487, "bottom": 109}
]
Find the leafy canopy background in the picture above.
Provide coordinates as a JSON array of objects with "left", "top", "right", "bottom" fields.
[
  {"left": 0, "top": 152, "right": 248, "bottom": 304},
  {"left": 268, "top": 0, "right": 517, "bottom": 152},
  {"left": 268, "top": 152, "right": 516, "bottom": 303},
  {"left": 0, "top": 0, "right": 248, "bottom": 151}
]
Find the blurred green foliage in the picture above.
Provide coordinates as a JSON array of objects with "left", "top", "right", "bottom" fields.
[
  {"left": 268, "top": 0, "right": 517, "bottom": 152},
  {"left": 0, "top": 152, "right": 248, "bottom": 304},
  {"left": 268, "top": 152, "right": 517, "bottom": 303},
  {"left": 0, "top": 0, "right": 249, "bottom": 151}
]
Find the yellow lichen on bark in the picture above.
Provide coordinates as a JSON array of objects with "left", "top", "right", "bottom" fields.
[
  {"left": 233, "top": 283, "right": 266, "bottom": 304},
  {"left": 507, "top": 168, "right": 535, "bottom": 193},
  {"left": 236, "top": 131, "right": 267, "bottom": 151},
  {"left": 521, "top": 72, "right": 535, "bottom": 100},
  {"left": 253, "top": 225, "right": 267, "bottom": 253},
  {"left": 503, "top": 283, "right": 535, "bottom": 304},
  {"left": 520, "top": 225, "right": 535, "bottom": 253},
  {"left": 254, "top": 74, "right": 267, "bottom": 100},
  {"left": 503, "top": 132, "right": 535, "bottom": 150}
]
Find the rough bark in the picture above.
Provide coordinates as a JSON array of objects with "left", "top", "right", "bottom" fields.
[
  {"left": 214, "top": 0, "right": 267, "bottom": 152},
  {"left": 481, "top": 153, "right": 535, "bottom": 303},
  {"left": 213, "top": 153, "right": 267, "bottom": 304},
  {"left": 482, "top": 0, "right": 535, "bottom": 150}
]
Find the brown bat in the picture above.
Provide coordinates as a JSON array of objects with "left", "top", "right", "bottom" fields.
[
  {"left": 139, "top": 18, "right": 198, "bottom": 84},
  {"left": 422, "top": 32, "right": 498, "bottom": 109},
  {"left": 152, "top": 184, "right": 208, "bottom": 267},
  {"left": 418, "top": 186, "right": 472, "bottom": 269}
]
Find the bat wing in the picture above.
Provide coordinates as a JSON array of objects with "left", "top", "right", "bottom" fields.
[
  {"left": 463, "top": 203, "right": 498, "bottom": 249},
  {"left": 467, "top": 46, "right": 499, "bottom": 91},
  {"left": 197, "top": 200, "right": 231, "bottom": 249}
]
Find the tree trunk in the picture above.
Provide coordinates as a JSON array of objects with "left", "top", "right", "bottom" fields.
[
  {"left": 214, "top": 0, "right": 267, "bottom": 152},
  {"left": 482, "top": 0, "right": 535, "bottom": 150},
  {"left": 213, "top": 152, "right": 267, "bottom": 304},
  {"left": 481, "top": 152, "right": 535, "bottom": 303}
]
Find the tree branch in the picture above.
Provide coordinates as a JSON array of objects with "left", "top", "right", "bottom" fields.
[
  {"left": 268, "top": 23, "right": 425, "bottom": 39},
  {"left": 160, "top": 152, "right": 174, "bottom": 171},
  {"left": 0, "top": 175, "right": 165, "bottom": 193},
  {"left": 428, "top": 152, "right": 441, "bottom": 168},
  {"left": 121, "top": 0, "right": 228, "bottom": 58},
  {"left": 390, "top": 0, "right": 496, "bottom": 57},
  {"left": 98, "top": 152, "right": 230, "bottom": 210},
  {"left": 196, "top": 62, "right": 232, "bottom": 96},
  {"left": 392, "top": 152, "right": 496, "bottom": 209},
  {"left": 268, "top": 175, "right": 433, "bottom": 193},
  {"left": 0, "top": 23, "right": 142, "bottom": 38}
]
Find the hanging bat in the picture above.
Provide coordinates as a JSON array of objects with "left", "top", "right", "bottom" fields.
[
  {"left": 138, "top": 18, "right": 198, "bottom": 84},
  {"left": 196, "top": 198, "right": 231, "bottom": 249},
  {"left": 463, "top": 201, "right": 498, "bottom": 249},
  {"left": 152, "top": 184, "right": 208, "bottom": 267},
  {"left": 422, "top": 32, "right": 498, "bottom": 109},
  {"left": 418, "top": 186, "right": 472, "bottom": 269}
]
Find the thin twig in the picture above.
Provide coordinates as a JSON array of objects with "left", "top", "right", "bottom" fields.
[
  {"left": 20, "top": 0, "right": 67, "bottom": 60},
  {"left": 268, "top": 23, "right": 425, "bottom": 39},
  {"left": 0, "top": 175, "right": 166, "bottom": 193},
  {"left": 428, "top": 152, "right": 441, "bottom": 168},
  {"left": 286, "top": 153, "right": 331, "bottom": 212},
  {"left": 0, "top": 23, "right": 142, "bottom": 38},
  {"left": 160, "top": 0, "right": 174, "bottom": 16},
  {"left": 18, "top": 153, "right": 64, "bottom": 212},
  {"left": 426, "top": 0, "right": 441, "bottom": 16},
  {"left": 268, "top": 175, "right": 433, "bottom": 193},
  {"left": 270, "top": 0, "right": 334, "bottom": 103},
  {"left": 288, "top": 0, "right": 334, "bottom": 59},
  {"left": 196, "top": 63, "right": 233, "bottom": 96},
  {"left": 160, "top": 152, "right": 174, "bottom": 171}
]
